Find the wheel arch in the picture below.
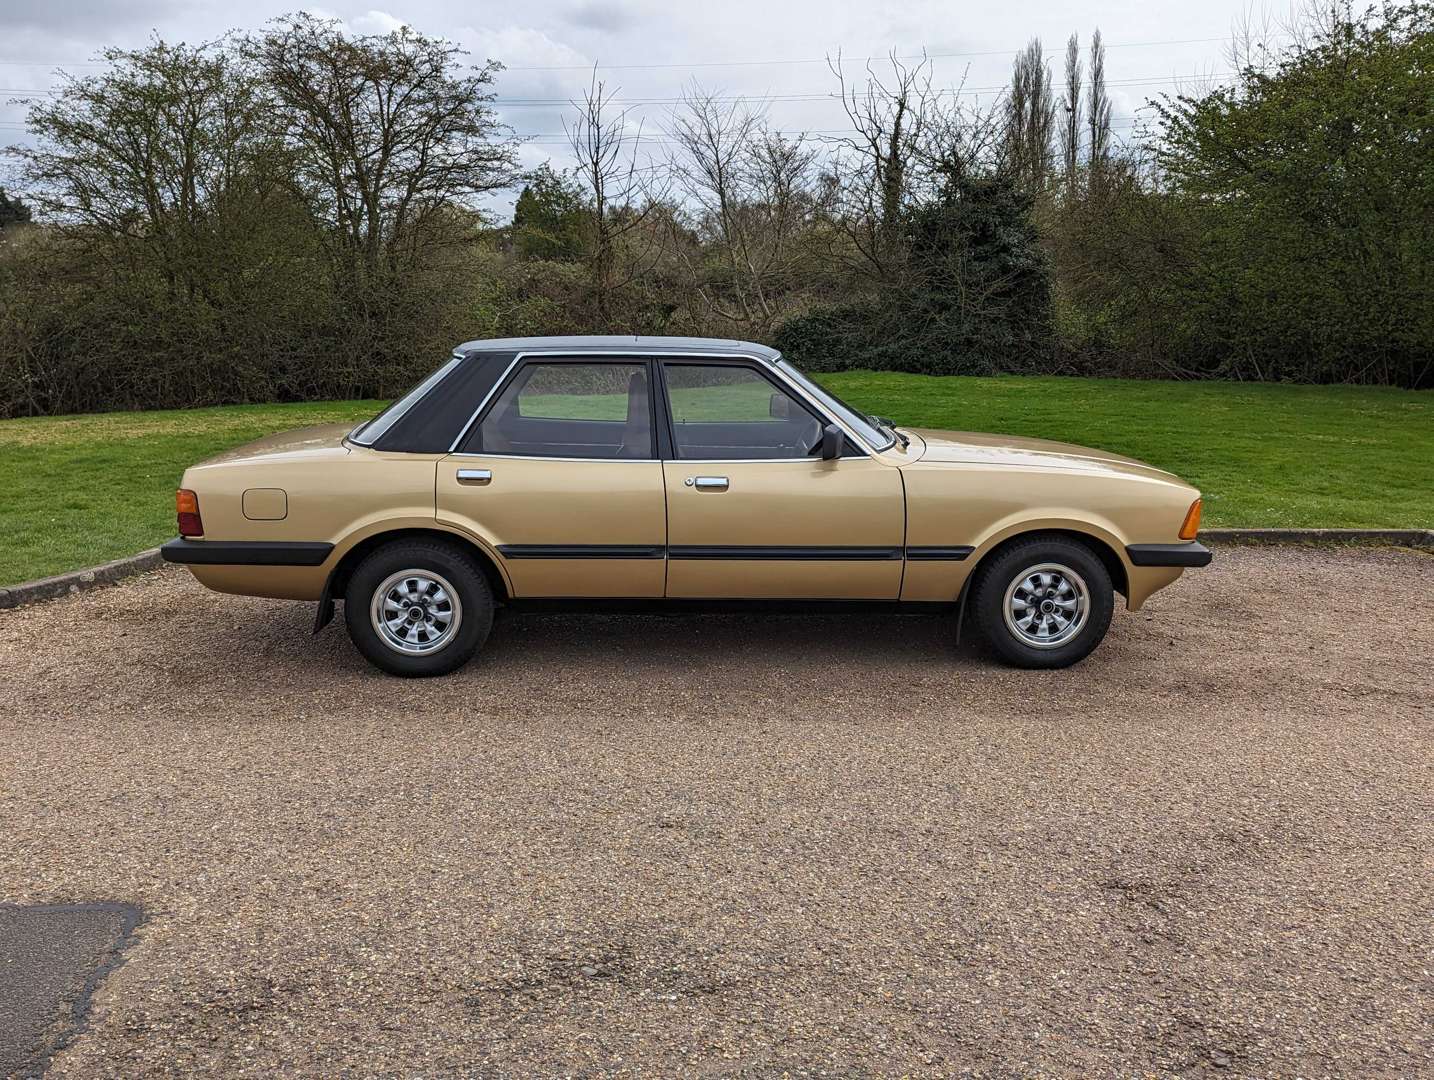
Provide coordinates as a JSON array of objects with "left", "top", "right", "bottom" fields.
[
  {"left": 328, "top": 526, "right": 511, "bottom": 604},
  {"left": 963, "top": 526, "right": 1129, "bottom": 601}
]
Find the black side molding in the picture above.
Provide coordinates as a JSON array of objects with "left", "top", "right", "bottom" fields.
[
  {"left": 493, "top": 544, "right": 968, "bottom": 562},
  {"left": 161, "top": 538, "right": 334, "bottom": 566},
  {"left": 1125, "top": 542, "right": 1213, "bottom": 568},
  {"left": 904, "top": 546, "right": 975, "bottom": 561},
  {"left": 667, "top": 545, "right": 902, "bottom": 561},
  {"left": 497, "top": 544, "right": 664, "bottom": 559}
]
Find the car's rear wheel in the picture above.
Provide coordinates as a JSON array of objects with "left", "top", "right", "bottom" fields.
[
  {"left": 970, "top": 535, "right": 1114, "bottom": 669},
  {"left": 344, "top": 539, "right": 493, "bottom": 677}
]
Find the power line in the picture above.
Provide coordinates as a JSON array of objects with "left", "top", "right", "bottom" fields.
[
  {"left": 516, "top": 117, "right": 1147, "bottom": 144},
  {"left": 0, "top": 33, "right": 1235, "bottom": 71},
  {"left": 485, "top": 72, "right": 1233, "bottom": 107},
  {"left": 2, "top": 70, "right": 1228, "bottom": 103},
  {"left": 499, "top": 37, "right": 1233, "bottom": 71},
  {"left": 0, "top": 118, "right": 1156, "bottom": 141},
  {"left": 0, "top": 116, "right": 1150, "bottom": 132}
]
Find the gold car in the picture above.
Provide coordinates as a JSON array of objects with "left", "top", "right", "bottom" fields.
[{"left": 162, "top": 336, "right": 1210, "bottom": 676}]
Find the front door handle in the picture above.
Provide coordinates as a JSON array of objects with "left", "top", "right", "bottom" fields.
[
  {"left": 688, "top": 476, "right": 729, "bottom": 492},
  {"left": 456, "top": 468, "right": 492, "bottom": 486}
]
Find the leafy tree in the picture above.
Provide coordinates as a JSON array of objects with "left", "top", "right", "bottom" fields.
[
  {"left": 11, "top": 40, "right": 279, "bottom": 300},
  {"left": 0, "top": 188, "right": 32, "bottom": 230},
  {"left": 246, "top": 14, "right": 520, "bottom": 282},
  {"left": 1, "top": 22, "right": 523, "bottom": 414},
  {"left": 511, "top": 163, "right": 587, "bottom": 261},
  {"left": 1152, "top": 0, "right": 1434, "bottom": 386},
  {"left": 776, "top": 173, "right": 1053, "bottom": 374}
]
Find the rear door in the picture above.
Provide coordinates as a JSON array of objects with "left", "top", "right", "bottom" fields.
[
  {"left": 658, "top": 360, "right": 905, "bottom": 599},
  {"left": 437, "top": 357, "right": 667, "bottom": 597}
]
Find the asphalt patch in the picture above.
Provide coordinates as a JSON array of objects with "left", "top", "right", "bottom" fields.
[{"left": 0, "top": 903, "right": 142, "bottom": 1078}]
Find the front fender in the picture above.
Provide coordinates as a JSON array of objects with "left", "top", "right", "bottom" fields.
[{"left": 898, "top": 461, "right": 1191, "bottom": 609}]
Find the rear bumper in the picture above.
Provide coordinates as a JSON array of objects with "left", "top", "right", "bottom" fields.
[
  {"left": 1125, "top": 542, "right": 1213, "bottom": 568},
  {"left": 161, "top": 538, "right": 333, "bottom": 566}
]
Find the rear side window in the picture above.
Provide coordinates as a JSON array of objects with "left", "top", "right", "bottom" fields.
[
  {"left": 663, "top": 363, "right": 823, "bottom": 460},
  {"left": 351, "top": 356, "right": 462, "bottom": 446},
  {"left": 470, "top": 362, "right": 653, "bottom": 459}
]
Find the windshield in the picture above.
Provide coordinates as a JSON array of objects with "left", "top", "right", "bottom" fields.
[
  {"left": 349, "top": 355, "right": 463, "bottom": 446},
  {"left": 776, "top": 358, "right": 896, "bottom": 451}
]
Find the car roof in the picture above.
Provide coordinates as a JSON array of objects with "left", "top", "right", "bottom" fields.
[{"left": 453, "top": 335, "right": 780, "bottom": 362}]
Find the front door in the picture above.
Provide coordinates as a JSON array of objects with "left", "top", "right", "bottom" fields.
[
  {"left": 658, "top": 361, "right": 905, "bottom": 599},
  {"left": 437, "top": 358, "right": 666, "bottom": 597}
]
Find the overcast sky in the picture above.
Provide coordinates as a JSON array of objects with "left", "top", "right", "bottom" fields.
[{"left": 1, "top": 0, "right": 1263, "bottom": 215}]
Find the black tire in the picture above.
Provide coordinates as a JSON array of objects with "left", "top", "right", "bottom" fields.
[
  {"left": 969, "top": 534, "right": 1114, "bottom": 669},
  {"left": 343, "top": 539, "right": 493, "bottom": 677}
]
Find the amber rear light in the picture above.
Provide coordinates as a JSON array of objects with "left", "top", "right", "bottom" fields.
[
  {"left": 176, "top": 488, "right": 203, "bottom": 537},
  {"left": 1179, "top": 498, "right": 1202, "bottom": 540}
]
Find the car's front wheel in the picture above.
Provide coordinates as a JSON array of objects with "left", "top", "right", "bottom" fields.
[
  {"left": 969, "top": 535, "right": 1114, "bottom": 669},
  {"left": 344, "top": 539, "right": 493, "bottom": 677}
]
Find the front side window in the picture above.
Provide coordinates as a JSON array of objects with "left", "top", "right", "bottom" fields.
[
  {"left": 776, "top": 358, "right": 893, "bottom": 450},
  {"left": 469, "top": 361, "right": 652, "bottom": 459},
  {"left": 663, "top": 364, "right": 823, "bottom": 460}
]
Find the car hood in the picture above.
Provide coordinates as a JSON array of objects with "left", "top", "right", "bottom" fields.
[
  {"left": 902, "top": 427, "right": 1179, "bottom": 482},
  {"left": 195, "top": 423, "right": 356, "bottom": 467}
]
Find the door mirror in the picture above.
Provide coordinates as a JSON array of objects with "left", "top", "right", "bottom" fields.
[
  {"left": 768, "top": 392, "right": 789, "bottom": 420},
  {"left": 819, "top": 423, "right": 844, "bottom": 460}
]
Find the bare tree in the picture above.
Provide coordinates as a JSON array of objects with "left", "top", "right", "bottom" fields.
[
  {"left": 1060, "top": 34, "right": 1083, "bottom": 195},
  {"left": 664, "top": 87, "right": 827, "bottom": 332},
  {"left": 565, "top": 70, "right": 664, "bottom": 324},
  {"left": 1227, "top": 5, "right": 1277, "bottom": 75},
  {"left": 918, "top": 72, "right": 1004, "bottom": 189},
  {"left": 1087, "top": 28, "right": 1112, "bottom": 185},
  {"left": 1004, "top": 39, "right": 1057, "bottom": 192},
  {"left": 825, "top": 52, "right": 936, "bottom": 278}
]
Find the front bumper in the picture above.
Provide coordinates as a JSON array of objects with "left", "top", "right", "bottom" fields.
[{"left": 1125, "top": 542, "right": 1213, "bottom": 568}]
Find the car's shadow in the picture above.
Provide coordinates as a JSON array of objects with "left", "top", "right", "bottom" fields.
[{"left": 481, "top": 607, "right": 977, "bottom": 669}]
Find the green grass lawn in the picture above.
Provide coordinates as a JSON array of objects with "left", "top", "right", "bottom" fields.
[
  {"left": 0, "top": 401, "right": 381, "bottom": 587},
  {"left": 1, "top": 373, "right": 1429, "bottom": 587},
  {"left": 824, "top": 372, "right": 1433, "bottom": 534}
]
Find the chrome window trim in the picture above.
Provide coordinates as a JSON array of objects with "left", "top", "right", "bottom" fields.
[
  {"left": 450, "top": 452, "right": 658, "bottom": 464},
  {"left": 446, "top": 347, "right": 882, "bottom": 458},
  {"left": 450, "top": 452, "right": 834, "bottom": 464},
  {"left": 659, "top": 355, "right": 864, "bottom": 461}
]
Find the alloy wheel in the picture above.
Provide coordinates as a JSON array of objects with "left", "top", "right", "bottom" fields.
[
  {"left": 1002, "top": 562, "right": 1090, "bottom": 648},
  {"left": 370, "top": 569, "right": 463, "bottom": 655}
]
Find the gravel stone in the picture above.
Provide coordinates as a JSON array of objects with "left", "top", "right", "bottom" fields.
[{"left": 0, "top": 547, "right": 1429, "bottom": 1077}]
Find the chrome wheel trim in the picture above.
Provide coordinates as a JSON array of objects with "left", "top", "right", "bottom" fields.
[
  {"left": 370, "top": 569, "right": 463, "bottom": 655},
  {"left": 1002, "top": 562, "right": 1090, "bottom": 649}
]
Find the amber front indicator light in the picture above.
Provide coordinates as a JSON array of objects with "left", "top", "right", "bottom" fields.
[
  {"left": 176, "top": 488, "right": 203, "bottom": 537},
  {"left": 1179, "top": 498, "right": 1202, "bottom": 540}
]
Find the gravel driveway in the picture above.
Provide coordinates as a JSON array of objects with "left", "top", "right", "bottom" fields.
[{"left": 1, "top": 546, "right": 1429, "bottom": 1077}]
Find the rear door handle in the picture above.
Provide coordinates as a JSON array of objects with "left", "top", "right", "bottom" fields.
[
  {"left": 456, "top": 468, "right": 492, "bottom": 486},
  {"left": 689, "top": 476, "right": 729, "bottom": 492}
]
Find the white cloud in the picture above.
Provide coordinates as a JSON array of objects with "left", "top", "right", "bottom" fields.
[
  {"left": 352, "top": 9, "right": 407, "bottom": 35},
  {"left": 459, "top": 23, "right": 591, "bottom": 70}
]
